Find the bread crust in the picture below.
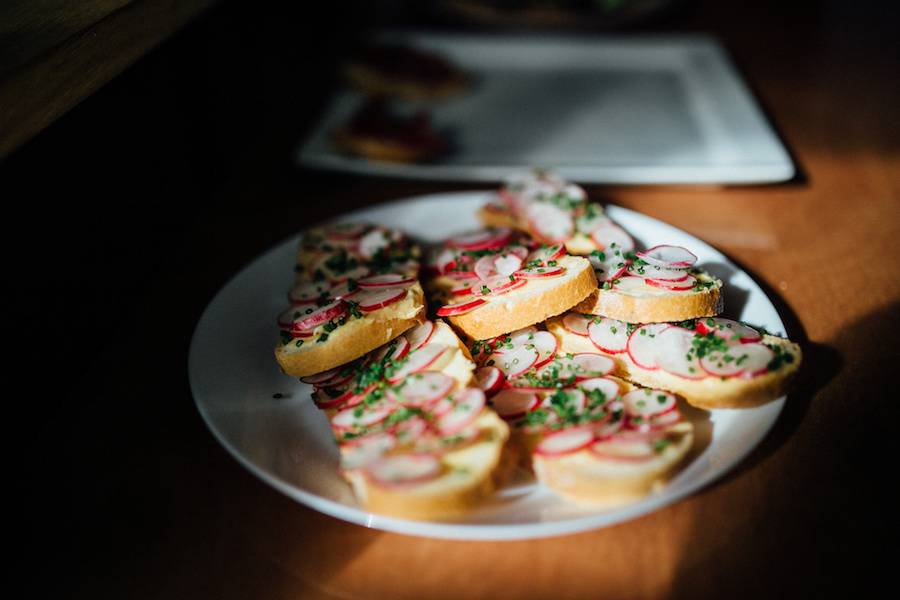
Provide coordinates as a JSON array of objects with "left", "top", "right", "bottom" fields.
[
  {"left": 546, "top": 317, "right": 802, "bottom": 410},
  {"left": 446, "top": 256, "right": 597, "bottom": 340},
  {"left": 573, "top": 277, "right": 724, "bottom": 323},
  {"left": 275, "top": 284, "right": 426, "bottom": 377}
]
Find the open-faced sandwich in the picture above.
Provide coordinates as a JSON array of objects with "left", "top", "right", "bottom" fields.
[{"left": 343, "top": 43, "right": 469, "bottom": 100}]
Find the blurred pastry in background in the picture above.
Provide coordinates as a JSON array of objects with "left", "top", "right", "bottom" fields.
[
  {"left": 332, "top": 97, "right": 450, "bottom": 163},
  {"left": 343, "top": 43, "right": 469, "bottom": 99}
]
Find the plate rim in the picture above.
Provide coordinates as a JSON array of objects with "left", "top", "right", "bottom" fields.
[{"left": 188, "top": 190, "right": 786, "bottom": 540}]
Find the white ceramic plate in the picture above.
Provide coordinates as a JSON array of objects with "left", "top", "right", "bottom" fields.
[
  {"left": 297, "top": 33, "right": 794, "bottom": 184},
  {"left": 188, "top": 191, "right": 786, "bottom": 540}
]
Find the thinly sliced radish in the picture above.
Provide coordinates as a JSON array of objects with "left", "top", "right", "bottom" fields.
[
  {"left": 593, "top": 417, "right": 624, "bottom": 439},
  {"left": 474, "top": 254, "right": 499, "bottom": 281},
  {"left": 526, "top": 245, "right": 566, "bottom": 265},
  {"left": 487, "top": 345, "right": 539, "bottom": 378},
  {"left": 328, "top": 281, "right": 360, "bottom": 300},
  {"left": 288, "top": 281, "right": 330, "bottom": 305},
  {"left": 390, "top": 371, "right": 454, "bottom": 407},
  {"left": 357, "top": 273, "right": 415, "bottom": 288},
  {"left": 475, "top": 366, "right": 504, "bottom": 396},
  {"left": 494, "top": 253, "right": 524, "bottom": 276},
  {"left": 622, "top": 389, "right": 677, "bottom": 417},
  {"left": 435, "top": 388, "right": 486, "bottom": 434},
  {"left": 277, "top": 306, "right": 304, "bottom": 329},
  {"left": 527, "top": 203, "right": 574, "bottom": 242},
  {"left": 358, "top": 227, "right": 398, "bottom": 258},
  {"left": 355, "top": 287, "right": 407, "bottom": 312},
  {"left": 392, "top": 416, "right": 428, "bottom": 444},
  {"left": 331, "top": 401, "right": 393, "bottom": 430},
  {"left": 515, "top": 265, "right": 564, "bottom": 278},
  {"left": 588, "top": 318, "right": 629, "bottom": 354},
  {"left": 449, "top": 228, "right": 513, "bottom": 251},
  {"left": 576, "top": 213, "right": 611, "bottom": 234},
  {"left": 613, "top": 275, "right": 650, "bottom": 292},
  {"left": 366, "top": 453, "right": 442, "bottom": 487},
  {"left": 328, "top": 265, "right": 371, "bottom": 284},
  {"left": 472, "top": 276, "right": 526, "bottom": 297},
  {"left": 403, "top": 321, "right": 434, "bottom": 350},
  {"left": 535, "top": 427, "right": 595, "bottom": 457},
  {"left": 628, "top": 264, "right": 689, "bottom": 281},
  {"left": 570, "top": 354, "right": 615, "bottom": 378},
  {"left": 731, "top": 343, "right": 776, "bottom": 378},
  {"left": 432, "top": 247, "right": 459, "bottom": 274},
  {"left": 589, "top": 252, "right": 629, "bottom": 282},
  {"left": 506, "top": 245, "right": 530, "bottom": 260},
  {"left": 627, "top": 323, "right": 670, "bottom": 370},
  {"left": 655, "top": 327, "right": 704, "bottom": 380},
  {"left": 589, "top": 437, "right": 657, "bottom": 462},
  {"left": 444, "top": 269, "right": 480, "bottom": 281},
  {"left": 700, "top": 351, "right": 745, "bottom": 377},
  {"left": 695, "top": 318, "right": 762, "bottom": 343},
  {"left": 450, "top": 284, "right": 473, "bottom": 296},
  {"left": 590, "top": 223, "right": 635, "bottom": 253},
  {"left": 387, "top": 344, "right": 446, "bottom": 383},
  {"left": 312, "top": 386, "right": 355, "bottom": 409},
  {"left": 436, "top": 297, "right": 487, "bottom": 316},
  {"left": 629, "top": 410, "right": 683, "bottom": 432},
  {"left": 508, "top": 330, "right": 558, "bottom": 368},
  {"left": 490, "top": 388, "right": 539, "bottom": 420},
  {"left": 291, "top": 300, "right": 347, "bottom": 332},
  {"left": 369, "top": 336, "right": 410, "bottom": 364},
  {"left": 578, "top": 377, "right": 621, "bottom": 405},
  {"left": 339, "top": 432, "right": 396, "bottom": 470},
  {"left": 562, "top": 313, "right": 593, "bottom": 336},
  {"left": 645, "top": 275, "right": 696, "bottom": 291},
  {"left": 542, "top": 388, "right": 586, "bottom": 413},
  {"left": 301, "top": 367, "right": 341, "bottom": 385},
  {"left": 637, "top": 245, "right": 698, "bottom": 268}
]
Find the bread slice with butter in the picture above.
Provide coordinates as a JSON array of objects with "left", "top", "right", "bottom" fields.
[
  {"left": 546, "top": 313, "right": 801, "bottom": 410},
  {"left": 308, "top": 319, "right": 513, "bottom": 520}
]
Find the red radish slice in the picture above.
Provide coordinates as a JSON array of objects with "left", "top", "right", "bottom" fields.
[
  {"left": 357, "top": 228, "right": 397, "bottom": 258},
  {"left": 696, "top": 318, "right": 762, "bottom": 344},
  {"left": 731, "top": 343, "right": 776, "bottom": 378},
  {"left": 576, "top": 213, "right": 612, "bottom": 234},
  {"left": 449, "top": 228, "right": 513, "bottom": 251},
  {"left": 436, "top": 297, "right": 487, "bottom": 317},
  {"left": 627, "top": 323, "right": 670, "bottom": 370},
  {"left": 526, "top": 245, "right": 566, "bottom": 265},
  {"left": 475, "top": 366, "right": 504, "bottom": 396},
  {"left": 637, "top": 245, "right": 698, "bottom": 269},
  {"left": 645, "top": 275, "right": 696, "bottom": 291},
  {"left": 578, "top": 377, "right": 621, "bottom": 404},
  {"left": 328, "top": 281, "right": 360, "bottom": 300},
  {"left": 506, "top": 245, "right": 530, "bottom": 260},
  {"left": 563, "top": 313, "right": 593, "bottom": 336},
  {"left": 589, "top": 252, "right": 629, "bottom": 282},
  {"left": 622, "top": 389, "right": 677, "bottom": 418},
  {"left": 301, "top": 367, "right": 341, "bottom": 385},
  {"left": 331, "top": 401, "right": 393, "bottom": 430},
  {"left": 472, "top": 276, "right": 526, "bottom": 297},
  {"left": 392, "top": 416, "right": 428, "bottom": 444},
  {"left": 593, "top": 417, "right": 624, "bottom": 440},
  {"left": 590, "top": 223, "right": 635, "bottom": 254},
  {"left": 355, "top": 287, "right": 407, "bottom": 312},
  {"left": 571, "top": 354, "right": 615, "bottom": 378},
  {"left": 516, "top": 265, "right": 564, "bottom": 278},
  {"left": 490, "top": 389, "right": 539, "bottom": 420},
  {"left": 390, "top": 372, "right": 454, "bottom": 407},
  {"left": 288, "top": 281, "right": 330, "bottom": 305},
  {"left": 589, "top": 437, "right": 657, "bottom": 462},
  {"left": 613, "top": 275, "right": 650, "bottom": 292},
  {"left": 357, "top": 273, "right": 415, "bottom": 288},
  {"left": 588, "top": 318, "right": 629, "bottom": 354},
  {"left": 369, "top": 336, "right": 411, "bottom": 364},
  {"left": 435, "top": 388, "right": 486, "bottom": 434},
  {"left": 628, "top": 264, "right": 689, "bottom": 281},
  {"left": 655, "top": 327, "right": 704, "bottom": 380},
  {"left": 339, "top": 432, "right": 396, "bottom": 470},
  {"left": 700, "top": 351, "right": 746, "bottom": 377},
  {"left": 535, "top": 427, "right": 595, "bottom": 457},
  {"left": 450, "top": 284, "right": 473, "bottom": 296},
  {"left": 387, "top": 344, "right": 446, "bottom": 383},
  {"left": 507, "top": 330, "right": 558, "bottom": 368},
  {"left": 444, "top": 269, "right": 480, "bottom": 281},
  {"left": 649, "top": 410, "right": 682, "bottom": 429},
  {"left": 291, "top": 300, "right": 347, "bottom": 333},
  {"left": 312, "top": 386, "right": 354, "bottom": 409},
  {"left": 277, "top": 306, "right": 304, "bottom": 329},
  {"left": 366, "top": 454, "right": 442, "bottom": 487},
  {"left": 527, "top": 203, "right": 574, "bottom": 243},
  {"left": 487, "top": 345, "right": 539, "bottom": 378},
  {"left": 494, "top": 253, "right": 524, "bottom": 276},
  {"left": 474, "top": 254, "right": 499, "bottom": 281},
  {"left": 328, "top": 265, "right": 371, "bottom": 284},
  {"left": 403, "top": 321, "right": 435, "bottom": 350},
  {"left": 542, "top": 388, "right": 586, "bottom": 413},
  {"left": 433, "top": 247, "right": 459, "bottom": 274}
]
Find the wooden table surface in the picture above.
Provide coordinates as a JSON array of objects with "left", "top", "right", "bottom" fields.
[{"left": 12, "top": 2, "right": 898, "bottom": 598}]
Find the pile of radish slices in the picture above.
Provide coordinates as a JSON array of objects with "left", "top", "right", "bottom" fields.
[
  {"left": 471, "top": 325, "right": 686, "bottom": 461},
  {"left": 562, "top": 313, "right": 777, "bottom": 380},
  {"left": 430, "top": 228, "right": 569, "bottom": 317},
  {"left": 302, "top": 321, "right": 491, "bottom": 488}
]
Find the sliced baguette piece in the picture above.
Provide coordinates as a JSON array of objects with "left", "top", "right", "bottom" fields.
[
  {"left": 435, "top": 254, "right": 598, "bottom": 341},
  {"left": 573, "top": 269, "right": 724, "bottom": 324},
  {"left": 275, "top": 282, "right": 426, "bottom": 378},
  {"left": 314, "top": 319, "right": 513, "bottom": 520},
  {"left": 546, "top": 313, "right": 802, "bottom": 410}
]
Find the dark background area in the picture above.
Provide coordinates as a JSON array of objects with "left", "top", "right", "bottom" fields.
[{"left": 4, "top": 0, "right": 898, "bottom": 595}]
